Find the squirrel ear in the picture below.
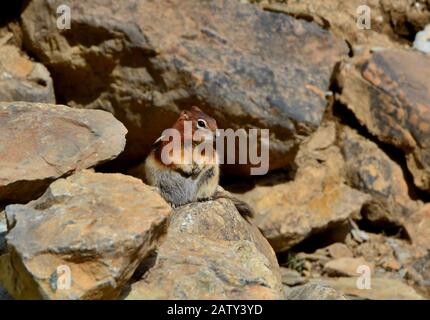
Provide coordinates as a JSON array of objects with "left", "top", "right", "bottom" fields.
[
  {"left": 180, "top": 110, "right": 189, "bottom": 120},
  {"left": 191, "top": 106, "right": 202, "bottom": 113}
]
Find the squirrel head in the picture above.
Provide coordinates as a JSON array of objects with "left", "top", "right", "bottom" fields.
[{"left": 173, "top": 106, "right": 218, "bottom": 143}]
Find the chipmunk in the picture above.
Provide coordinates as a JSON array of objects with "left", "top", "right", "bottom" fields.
[{"left": 144, "top": 106, "right": 254, "bottom": 218}]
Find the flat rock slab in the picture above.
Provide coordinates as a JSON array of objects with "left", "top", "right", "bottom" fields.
[
  {"left": 0, "top": 102, "right": 127, "bottom": 203},
  {"left": 125, "top": 199, "right": 284, "bottom": 299},
  {"left": 324, "top": 257, "right": 374, "bottom": 277},
  {"left": 0, "top": 170, "right": 172, "bottom": 300},
  {"left": 320, "top": 277, "right": 425, "bottom": 300},
  {"left": 21, "top": 0, "right": 348, "bottom": 172},
  {"left": 337, "top": 49, "right": 430, "bottom": 193},
  {"left": 0, "top": 44, "right": 55, "bottom": 103}
]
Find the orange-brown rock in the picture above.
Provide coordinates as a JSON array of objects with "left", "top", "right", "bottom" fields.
[
  {"left": 324, "top": 257, "right": 374, "bottom": 277},
  {"left": 405, "top": 204, "right": 430, "bottom": 252},
  {"left": 0, "top": 102, "right": 127, "bottom": 204},
  {"left": 321, "top": 277, "right": 425, "bottom": 300},
  {"left": 0, "top": 41, "right": 55, "bottom": 103},
  {"left": 337, "top": 49, "right": 430, "bottom": 193},
  {"left": 125, "top": 199, "right": 284, "bottom": 300},
  {"left": 233, "top": 122, "right": 370, "bottom": 252},
  {"left": 0, "top": 170, "right": 171, "bottom": 300},
  {"left": 339, "top": 126, "right": 421, "bottom": 225}
]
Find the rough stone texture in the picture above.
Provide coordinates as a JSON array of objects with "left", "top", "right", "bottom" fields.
[
  {"left": 337, "top": 49, "right": 430, "bottom": 193},
  {"left": 326, "top": 243, "right": 354, "bottom": 259},
  {"left": 323, "top": 257, "right": 374, "bottom": 277},
  {"left": 321, "top": 277, "right": 425, "bottom": 300},
  {"left": 0, "top": 101, "right": 127, "bottom": 204},
  {"left": 21, "top": 0, "right": 348, "bottom": 173},
  {"left": 258, "top": 0, "right": 407, "bottom": 54},
  {"left": 0, "top": 40, "right": 55, "bottom": 103},
  {"left": 0, "top": 170, "right": 172, "bottom": 300},
  {"left": 233, "top": 122, "right": 370, "bottom": 252},
  {"left": 381, "top": 0, "right": 430, "bottom": 39},
  {"left": 124, "top": 199, "right": 284, "bottom": 300},
  {"left": 405, "top": 203, "right": 430, "bottom": 251},
  {"left": 339, "top": 126, "right": 421, "bottom": 224},
  {"left": 285, "top": 282, "right": 347, "bottom": 300}
]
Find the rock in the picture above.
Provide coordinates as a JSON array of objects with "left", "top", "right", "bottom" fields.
[
  {"left": 233, "top": 122, "right": 370, "bottom": 251},
  {"left": 21, "top": 0, "right": 348, "bottom": 172},
  {"left": 337, "top": 49, "right": 430, "bottom": 193},
  {"left": 124, "top": 199, "right": 284, "bottom": 300},
  {"left": 381, "top": 0, "right": 430, "bottom": 39},
  {"left": 339, "top": 126, "right": 421, "bottom": 224},
  {"left": 324, "top": 257, "right": 374, "bottom": 277},
  {"left": 259, "top": 0, "right": 406, "bottom": 54},
  {"left": 326, "top": 243, "right": 354, "bottom": 259},
  {"left": 0, "top": 102, "right": 127, "bottom": 204},
  {"left": 321, "top": 277, "right": 425, "bottom": 300},
  {"left": 285, "top": 282, "right": 347, "bottom": 300},
  {"left": 413, "top": 24, "right": 430, "bottom": 53},
  {"left": 0, "top": 42, "right": 55, "bottom": 103},
  {"left": 0, "top": 170, "right": 171, "bottom": 300},
  {"left": 405, "top": 204, "right": 430, "bottom": 251},
  {"left": 280, "top": 268, "right": 307, "bottom": 286}
]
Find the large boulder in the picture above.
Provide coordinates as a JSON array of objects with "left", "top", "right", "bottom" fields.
[
  {"left": 0, "top": 101, "right": 127, "bottom": 204},
  {"left": 21, "top": 0, "right": 348, "bottom": 172},
  {"left": 337, "top": 49, "right": 430, "bottom": 193},
  {"left": 125, "top": 199, "right": 284, "bottom": 300},
  {"left": 232, "top": 122, "right": 370, "bottom": 252},
  {"left": 0, "top": 170, "right": 172, "bottom": 300},
  {"left": 339, "top": 126, "right": 421, "bottom": 225}
]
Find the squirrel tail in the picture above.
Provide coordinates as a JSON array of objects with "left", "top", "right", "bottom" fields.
[{"left": 212, "top": 187, "right": 255, "bottom": 219}]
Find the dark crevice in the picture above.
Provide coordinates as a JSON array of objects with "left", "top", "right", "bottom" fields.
[{"left": 355, "top": 217, "right": 408, "bottom": 239}]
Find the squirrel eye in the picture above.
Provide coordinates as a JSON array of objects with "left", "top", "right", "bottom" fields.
[{"left": 197, "top": 119, "right": 207, "bottom": 128}]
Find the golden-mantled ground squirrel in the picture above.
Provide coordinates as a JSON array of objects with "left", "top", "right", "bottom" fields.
[{"left": 144, "top": 106, "right": 253, "bottom": 218}]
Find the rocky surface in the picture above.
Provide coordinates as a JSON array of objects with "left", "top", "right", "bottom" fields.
[
  {"left": 0, "top": 102, "right": 127, "bottom": 204},
  {"left": 0, "top": 35, "right": 55, "bottom": 103},
  {"left": 337, "top": 49, "right": 430, "bottom": 193},
  {"left": 232, "top": 122, "right": 370, "bottom": 251},
  {"left": 0, "top": 170, "right": 171, "bottom": 300},
  {"left": 320, "top": 277, "right": 425, "bottom": 300},
  {"left": 124, "top": 199, "right": 284, "bottom": 299},
  {"left": 21, "top": 0, "right": 348, "bottom": 172},
  {"left": 0, "top": 0, "right": 429, "bottom": 301},
  {"left": 285, "top": 282, "right": 347, "bottom": 300},
  {"left": 339, "top": 126, "right": 421, "bottom": 225},
  {"left": 405, "top": 204, "right": 430, "bottom": 251}
]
